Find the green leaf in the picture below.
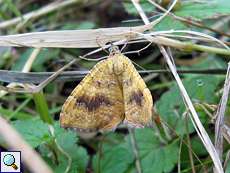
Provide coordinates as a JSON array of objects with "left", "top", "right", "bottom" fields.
[
  {"left": 123, "top": 0, "right": 230, "bottom": 30},
  {"left": 4, "top": 0, "right": 22, "bottom": 17},
  {"left": 0, "top": 47, "right": 11, "bottom": 68},
  {"left": 184, "top": 56, "right": 227, "bottom": 70},
  {"left": 12, "top": 119, "right": 51, "bottom": 147},
  {"left": 93, "top": 145, "right": 134, "bottom": 173},
  {"left": 226, "top": 160, "right": 230, "bottom": 173},
  {"left": 175, "top": 0, "right": 230, "bottom": 20},
  {"left": 48, "top": 123, "right": 89, "bottom": 173},
  {"left": 13, "top": 119, "right": 89, "bottom": 173},
  {"left": 11, "top": 49, "right": 33, "bottom": 71},
  {"left": 11, "top": 48, "right": 59, "bottom": 71},
  {"left": 156, "top": 75, "right": 222, "bottom": 135},
  {"left": 0, "top": 107, "right": 32, "bottom": 120},
  {"left": 133, "top": 128, "right": 179, "bottom": 173},
  {"left": 93, "top": 133, "right": 134, "bottom": 173},
  {"left": 155, "top": 16, "right": 187, "bottom": 31},
  {"left": 33, "top": 48, "right": 60, "bottom": 72},
  {"left": 93, "top": 129, "right": 179, "bottom": 173},
  {"left": 190, "top": 136, "right": 207, "bottom": 156},
  {"left": 123, "top": 1, "right": 155, "bottom": 15}
]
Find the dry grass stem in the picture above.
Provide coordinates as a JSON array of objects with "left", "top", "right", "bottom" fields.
[
  {"left": 223, "top": 150, "right": 230, "bottom": 171},
  {"left": 131, "top": 4, "right": 224, "bottom": 171},
  {"left": 0, "top": 27, "right": 229, "bottom": 56},
  {"left": 148, "top": 30, "right": 230, "bottom": 50},
  {"left": 214, "top": 63, "right": 230, "bottom": 163},
  {"left": 160, "top": 46, "right": 223, "bottom": 173},
  {"left": 0, "top": 26, "right": 148, "bottom": 48},
  {"left": 0, "top": 0, "right": 80, "bottom": 29},
  {"left": 185, "top": 114, "right": 196, "bottom": 173},
  {"left": 0, "top": 68, "right": 227, "bottom": 84},
  {"left": 222, "top": 125, "right": 230, "bottom": 144},
  {"left": 0, "top": 48, "right": 41, "bottom": 97}
]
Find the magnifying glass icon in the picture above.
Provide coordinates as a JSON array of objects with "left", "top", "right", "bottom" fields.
[{"left": 3, "top": 154, "right": 18, "bottom": 170}]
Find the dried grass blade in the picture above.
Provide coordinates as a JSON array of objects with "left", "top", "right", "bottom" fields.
[
  {"left": 160, "top": 46, "right": 224, "bottom": 173},
  {"left": 214, "top": 63, "right": 230, "bottom": 161}
]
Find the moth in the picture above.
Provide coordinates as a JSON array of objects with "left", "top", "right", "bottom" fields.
[{"left": 60, "top": 47, "right": 153, "bottom": 132}]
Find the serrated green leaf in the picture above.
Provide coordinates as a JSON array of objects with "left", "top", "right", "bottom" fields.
[
  {"left": 12, "top": 119, "right": 51, "bottom": 147},
  {"left": 16, "top": 121, "right": 89, "bottom": 173},
  {"left": 133, "top": 128, "right": 179, "bottom": 173},
  {"left": 93, "top": 145, "right": 134, "bottom": 173},
  {"left": 93, "top": 133, "right": 134, "bottom": 173},
  {"left": 93, "top": 129, "right": 179, "bottom": 173},
  {"left": 175, "top": 0, "right": 230, "bottom": 20},
  {"left": 51, "top": 123, "right": 89, "bottom": 173},
  {"left": 156, "top": 75, "right": 221, "bottom": 135},
  {"left": 51, "top": 146, "right": 87, "bottom": 173}
]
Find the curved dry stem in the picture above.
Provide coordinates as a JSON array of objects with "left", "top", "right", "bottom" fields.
[{"left": 149, "top": 30, "right": 230, "bottom": 50}]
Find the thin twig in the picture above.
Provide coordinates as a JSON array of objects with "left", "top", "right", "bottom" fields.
[
  {"left": 0, "top": 58, "right": 78, "bottom": 94},
  {"left": 178, "top": 136, "right": 183, "bottom": 173},
  {"left": 48, "top": 126, "right": 72, "bottom": 173},
  {"left": 185, "top": 113, "right": 196, "bottom": 173},
  {"left": 0, "top": 68, "right": 226, "bottom": 84},
  {"left": 128, "top": 128, "right": 142, "bottom": 173},
  {"left": 161, "top": 46, "right": 223, "bottom": 173},
  {"left": 132, "top": 1, "right": 224, "bottom": 172},
  {"left": 0, "top": 48, "right": 41, "bottom": 98}
]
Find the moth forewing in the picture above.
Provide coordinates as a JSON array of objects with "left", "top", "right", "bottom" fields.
[{"left": 60, "top": 52, "right": 154, "bottom": 131}]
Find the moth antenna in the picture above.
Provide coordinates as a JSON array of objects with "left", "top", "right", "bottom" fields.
[{"left": 120, "top": 40, "right": 128, "bottom": 52}]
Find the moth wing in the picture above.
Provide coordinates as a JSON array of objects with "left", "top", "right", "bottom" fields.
[
  {"left": 60, "top": 58, "right": 124, "bottom": 131},
  {"left": 120, "top": 55, "right": 153, "bottom": 127}
]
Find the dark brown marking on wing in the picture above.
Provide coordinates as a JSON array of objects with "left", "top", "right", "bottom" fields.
[
  {"left": 96, "top": 80, "right": 102, "bottom": 87},
  {"left": 76, "top": 95, "right": 112, "bottom": 111},
  {"left": 129, "top": 90, "right": 144, "bottom": 106},
  {"left": 107, "top": 81, "right": 117, "bottom": 88}
]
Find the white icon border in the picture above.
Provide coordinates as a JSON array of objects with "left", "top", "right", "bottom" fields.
[{"left": 0, "top": 151, "right": 21, "bottom": 173}]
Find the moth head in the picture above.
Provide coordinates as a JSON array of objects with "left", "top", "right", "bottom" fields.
[
  {"left": 109, "top": 45, "right": 120, "bottom": 55},
  {"left": 111, "top": 54, "right": 125, "bottom": 75}
]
